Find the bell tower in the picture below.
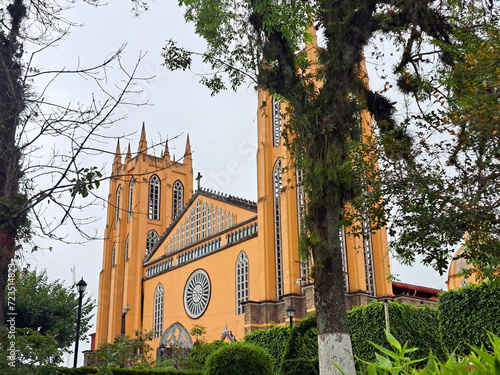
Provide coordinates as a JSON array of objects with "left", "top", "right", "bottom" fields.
[{"left": 95, "top": 124, "right": 194, "bottom": 344}]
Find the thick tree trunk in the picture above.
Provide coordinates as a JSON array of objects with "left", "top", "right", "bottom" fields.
[
  {"left": 0, "top": 0, "right": 27, "bottom": 327},
  {"left": 313, "top": 201, "right": 355, "bottom": 374}
]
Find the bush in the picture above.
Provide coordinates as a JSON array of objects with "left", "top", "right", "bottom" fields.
[
  {"left": 438, "top": 281, "right": 500, "bottom": 355},
  {"left": 205, "top": 342, "right": 273, "bottom": 375},
  {"left": 178, "top": 340, "right": 228, "bottom": 370},
  {"left": 244, "top": 325, "right": 290, "bottom": 371}
]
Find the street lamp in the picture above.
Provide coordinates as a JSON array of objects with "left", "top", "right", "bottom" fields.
[
  {"left": 286, "top": 304, "right": 296, "bottom": 328},
  {"left": 121, "top": 305, "right": 131, "bottom": 335},
  {"left": 73, "top": 278, "right": 87, "bottom": 368}
]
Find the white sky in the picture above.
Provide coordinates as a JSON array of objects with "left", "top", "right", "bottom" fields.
[{"left": 24, "top": 0, "right": 448, "bottom": 365}]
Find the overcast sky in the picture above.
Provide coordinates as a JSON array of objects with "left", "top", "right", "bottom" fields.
[{"left": 26, "top": 0, "right": 448, "bottom": 364}]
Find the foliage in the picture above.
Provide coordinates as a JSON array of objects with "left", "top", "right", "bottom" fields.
[
  {"left": 53, "top": 368, "right": 204, "bottom": 375},
  {"left": 244, "top": 325, "right": 290, "bottom": 371},
  {"left": 178, "top": 340, "right": 228, "bottom": 371},
  {"left": 358, "top": 331, "right": 500, "bottom": 375},
  {"left": 438, "top": 281, "right": 500, "bottom": 355},
  {"left": 189, "top": 325, "right": 206, "bottom": 345},
  {"left": 376, "top": 2, "right": 500, "bottom": 276},
  {"left": 280, "top": 314, "right": 318, "bottom": 375},
  {"left": 204, "top": 342, "right": 273, "bottom": 375},
  {"left": 91, "top": 331, "right": 154, "bottom": 373},
  {"left": 0, "top": 327, "right": 62, "bottom": 370},
  {"left": 3, "top": 269, "right": 95, "bottom": 351},
  {"left": 349, "top": 302, "right": 446, "bottom": 364}
]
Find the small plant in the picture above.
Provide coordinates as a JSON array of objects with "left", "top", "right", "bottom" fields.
[{"left": 354, "top": 331, "right": 500, "bottom": 375}]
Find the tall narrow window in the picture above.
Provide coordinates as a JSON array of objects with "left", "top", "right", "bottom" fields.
[
  {"left": 202, "top": 202, "right": 207, "bottom": 238},
  {"left": 172, "top": 180, "right": 184, "bottom": 219},
  {"left": 196, "top": 200, "right": 201, "bottom": 241},
  {"left": 296, "top": 169, "right": 308, "bottom": 283},
  {"left": 190, "top": 208, "right": 195, "bottom": 243},
  {"left": 362, "top": 220, "right": 376, "bottom": 296},
  {"left": 272, "top": 97, "right": 282, "bottom": 147},
  {"left": 128, "top": 178, "right": 134, "bottom": 223},
  {"left": 115, "top": 185, "right": 122, "bottom": 228},
  {"left": 185, "top": 216, "right": 189, "bottom": 245},
  {"left": 146, "top": 230, "right": 160, "bottom": 256},
  {"left": 207, "top": 204, "right": 212, "bottom": 236},
  {"left": 236, "top": 252, "right": 249, "bottom": 315},
  {"left": 181, "top": 223, "right": 185, "bottom": 247},
  {"left": 149, "top": 175, "right": 160, "bottom": 220},
  {"left": 221, "top": 209, "right": 225, "bottom": 230},
  {"left": 273, "top": 158, "right": 284, "bottom": 298},
  {"left": 212, "top": 206, "right": 216, "bottom": 234},
  {"left": 153, "top": 283, "right": 164, "bottom": 338},
  {"left": 217, "top": 208, "right": 221, "bottom": 232},
  {"left": 125, "top": 235, "right": 130, "bottom": 261},
  {"left": 111, "top": 242, "right": 116, "bottom": 267},
  {"left": 340, "top": 227, "right": 349, "bottom": 292}
]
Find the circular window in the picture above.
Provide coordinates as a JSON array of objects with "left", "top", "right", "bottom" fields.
[{"left": 184, "top": 269, "right": 211, "bottom": 319}]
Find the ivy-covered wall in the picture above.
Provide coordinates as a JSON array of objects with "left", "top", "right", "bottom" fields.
[
  {"left": 438, "top": 281, "right": 500, "bottom": 355},
  {"left": 243, "top": 325, "right": 290, "bottom": 371}
]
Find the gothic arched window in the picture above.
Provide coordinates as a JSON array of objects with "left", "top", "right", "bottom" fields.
[
  {"left": 128, "top": 178, "right": 134, "bottom": 223},
  {"left": 146, "top": 230, "right": 160, "bottom": 256},
  {"left": 153, "top": 283, "right": 164, "bottom": 338},
  {"left": 115, "top": 185, "right": 122, "bottom": 228},
  {"left": 272, "top": 96, "right": 282, "bottom": 147},
  {"left": 207, "top": 204, "right": 212, "bottom": 236},
  {"left": 148, "top": 175, "right": 160, "bottom": 220},
  {"left": 273, "top": 158, "right": 283, "bottom": 298},
  {"left": 125, "top": 235, "right": 130, "bottom": 261},
  {"left": 172, "top": 180, "right": 184, "bottom": 219},
  {"left": 236, "top": 251, "right": 249, "bottom": 315},
  {"left": 202, "top": 202, "right": 207, "bottom": 238},
  {"left": 196, "top": 200, "right": 201, "bottom": 241},
  {"left": 190, "top": 208, "right": 195, "bottom": 243},
  {"left": 111, "top": 242, "right": 116, "bottom": 267}
]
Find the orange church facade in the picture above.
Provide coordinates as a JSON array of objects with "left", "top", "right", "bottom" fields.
[{"left": 94, "top": 89, "right": 394, "bottom": 359}]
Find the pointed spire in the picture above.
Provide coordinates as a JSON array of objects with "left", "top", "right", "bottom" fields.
[
  {"left": 164, "top": 140, "right": 170, "bottom": 161},
  {"left": 125, "top": 143, "right": 132, "bottom": 162},
  {"left": 184, "top": 134, "right": 192, "bottom": 160},
  {"left": 138, "top": 122, "right": 147, "bottom": 154},
  {"left": 113, "top": 140, "right": 122, "bottom": 171}
]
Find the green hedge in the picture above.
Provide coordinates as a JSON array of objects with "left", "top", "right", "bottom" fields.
[
  {"left": 243, "top": 325, "right": 290, "bottom": 371},
  {"left": 51, "top": 367, "right": 203, "bottom": 375},
  {"left": 349, "top": 301, "right": 446, "bottom": 364},
  {"left": 438, "top": 281, "right": 500, "bottom": 355}
]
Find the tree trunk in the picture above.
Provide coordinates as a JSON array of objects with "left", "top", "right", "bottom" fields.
[
  {"left": 313, "top": 200, "right": 355, "bottom": 374},
  {"left": 0, "top": 0, "right": 27, "bottom": 327}
]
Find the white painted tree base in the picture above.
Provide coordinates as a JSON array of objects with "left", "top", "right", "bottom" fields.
[{"left": 318, "top": 332, "right": 356, "bottom": 375}]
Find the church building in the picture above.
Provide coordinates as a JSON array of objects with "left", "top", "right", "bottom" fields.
[{"left": 93, "top": 87, "right": 398, "bottom": 358}]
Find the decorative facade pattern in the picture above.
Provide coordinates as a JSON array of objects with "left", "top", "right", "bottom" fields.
[{"left": 183, "top": 269, "right": 211, "bottom": 319}]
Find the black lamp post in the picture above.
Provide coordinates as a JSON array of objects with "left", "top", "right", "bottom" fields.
[
  {"left": 73, "top": 278, "right": 87, "bottom": 368},
  {"left": 121, "top": 305, "right": 131, "bottom": 335},
  {"left": 286, "top": 304, "right": 296, "bottom": 328}
]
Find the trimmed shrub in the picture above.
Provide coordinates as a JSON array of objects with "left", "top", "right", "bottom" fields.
[
  {"left": 178, "top": 340, "right": 228, "bottom": 370},
  {"left": 243, "top": 325, "right": 290, "bottom": 371},
  {"left": 438, "top": 281, "right": 500, "bottom": 355},
  {"left": 205, "top": 342, "right": 273, "bottom": 375}
]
